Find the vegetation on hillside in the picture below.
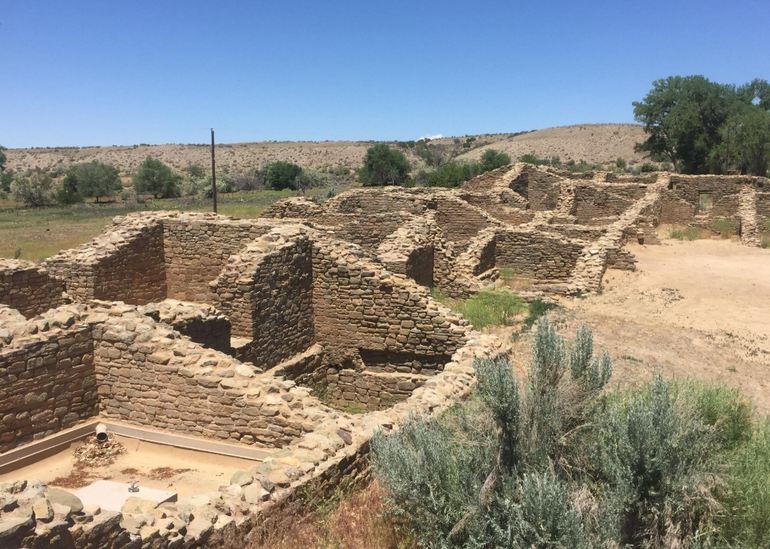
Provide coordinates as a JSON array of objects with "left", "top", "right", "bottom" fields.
[
  {"left": 133, "top": 157, "right": 181, "bottom": 198},
  {"left": 359, "top": 144, "right": 411, "bottom": 186},
  {"left": 634, "top": 76, "right": 770, "bottom": 175},
  {"left": 60, "top": 161, "right": 122, "bottom": 203},
  {"left": 373, "top": 318, "right": 770, "bottom": 548}
]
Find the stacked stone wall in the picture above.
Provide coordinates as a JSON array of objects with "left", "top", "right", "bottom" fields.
[
  {"left": 0, "top": 260, "right": 66, "bottom": 317},
  {"left": 322, "top": 369, "right": 428, "bottom": 411},
  {"left": 213, "top": 229, "right": 315, "bottom": 369},
  {"left": 756, "top": 192, "right": 770, "bottom": 231},
  {"left": 163, "top": 217, "right": 271, "bottom": 303},
  {"left": 0, "top": 323, "right": 96, "bottom": 452},
  {"left": 141, "top": 300, "right": 231, "bottom": 353},
  {"left": 659, "top": 176, "right": 744, "bottom": 227},
  {"left": 434, "top": 196, "right": 496, "bottom": 251},
  {"left": 311, "top": 238, "right": 468, "bottom": 365},
  {"left": 494, "top": 229, "right": 583, "bottom": 282},
  {"left": 572, "top": 185, "right": 642, "bottom": 224},
  {"left": 45, "top": 218, "right": 166, "bottom": 305},
  {"left": 92, "top": 307, "right": 326, "bottom": 449}
]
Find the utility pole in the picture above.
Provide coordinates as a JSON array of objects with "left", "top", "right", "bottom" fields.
[{"left": 210, "top": 128, "right": 217, "bottom": 213}]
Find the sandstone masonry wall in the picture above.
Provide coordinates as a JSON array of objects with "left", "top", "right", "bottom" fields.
[
  {"left": 494, "top": 229, "right": 584, "bottom": 282},
  {"left": 311, "top": 237, "right": 468, "bottom": 366},
  {"left": 92, "top": 307, "right": 328, "bottom": 448},
  {"left": 0, "top": 322, "right": 96, "bottom": 452},
  {"left": 163, "top": 216, "right": 272, "bottom": 303},
  {"left": 45, "top": 217, "right": 166, "bottom": 304},
  {"left": 213, "top": 228, "right": 315, "bottom": 369},
  {"left": 0, "top": 259, "right": 66, "bottom": 317}
]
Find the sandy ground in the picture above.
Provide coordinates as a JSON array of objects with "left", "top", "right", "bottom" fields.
[
  {"left": 0, "top": 435, "right": 257, "bottom": 498},
  {"left": 551, "top": 239, "right": 770, "bottom": 412}
]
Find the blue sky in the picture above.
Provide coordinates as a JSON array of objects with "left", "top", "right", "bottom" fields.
[{"left": 2, "top": 1, "right": 769, "bottom": 147}]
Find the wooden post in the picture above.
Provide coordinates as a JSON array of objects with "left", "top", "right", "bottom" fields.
[{"left": 210, "top": 128, "right": 217, "bottom": 213}]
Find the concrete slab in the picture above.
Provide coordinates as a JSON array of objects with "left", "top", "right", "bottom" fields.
[{"left": 74, "top": 480, "right": 177, "bottom": 513}]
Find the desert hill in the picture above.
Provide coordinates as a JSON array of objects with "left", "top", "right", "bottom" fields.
[
  {"left": 4, "top": 124, "right": 649, "bottom": 175},
  {"left": 455, "top": 124, "right": 648, "bottom": 165}
]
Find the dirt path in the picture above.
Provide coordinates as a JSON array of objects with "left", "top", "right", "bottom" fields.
[{"left": 553, "top": 239, "right": 770, "bottom": 412}]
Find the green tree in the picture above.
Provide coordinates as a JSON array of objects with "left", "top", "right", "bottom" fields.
[
  {"left": 264, "top": 161, "right": 302, "bottom": 190},
  {"left": 64, "top": 161, "right": 121, "bottom": 203},
  {"left": 358, "top": 144, "right": 410, "bottom": 186},
  {"left": 0, "top": 145, "right": 6, "bottom": 172},
  {"left": 480, "top": 148, "right": 511, "bottom": 172},
  {"left": 633, "top": 76, "right": 733, "bottom": 174},
  {"left": 132, "top": 158, "right": 181, "bottom": 198},
  {"left": 11, "top": 169, "right": 53, "bottom": 207},
  {"left": 426, "top": 161, "right": 479, "bottom": 187},
  {"left": 718, "top": 102, "right": 770, "bottom": 176}
]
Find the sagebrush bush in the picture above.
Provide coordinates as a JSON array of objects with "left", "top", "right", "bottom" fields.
[
  {"left": 372, "top": 317, "right": 764, "bottom": 547},
  {"left": 11, "top": 169, "right": 53, "bottom": 207}
]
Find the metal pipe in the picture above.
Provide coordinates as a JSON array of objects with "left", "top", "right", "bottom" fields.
[{"left": 95, "top": 423, "right": 108, "bottom": 443}]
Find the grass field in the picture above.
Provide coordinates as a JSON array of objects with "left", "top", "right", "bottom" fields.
[{"left": 0, "top": 187, "right": 340, "bottom": 260}]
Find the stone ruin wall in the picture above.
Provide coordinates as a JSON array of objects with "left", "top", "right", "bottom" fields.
[
  {"left": 162, "top": 216, "right": 272, "bottom": 303},
  {"left": 0, "top": 318, "right": 97, "bottom": 452},
  {"left": 44, "top": 218, "right": 166, "bottom": 305},
  {"left": 658, "top": 175, "right": 745, "bottom": 232},
  {"left": 494, "top": 229, "right": 584, "bottom": 283},
  {"left": 0, "top": 259, "right": 66, "bottom": 318},
  {"left": 212, "top": 230, "right": 315, "bottom": 368},
  {"left": 139, "top": 299, "right": 232, "bottom": 354},
  {"left": 92, "top": 307, "right": 327, "bottom": 449},
  {"left": 571, "top": 184, "right": 646, "bottom": 224}
]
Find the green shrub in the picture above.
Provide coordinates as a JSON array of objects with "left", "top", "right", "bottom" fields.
[
  {"left": 265, "top": 161, "right": 303, "bottom": 190},
  {"left": 673, "top": 381, "right": 753, "bottom": 450},
  {"left": 425, "top": 161, "right": 479, "bottom": 188},
  {"left": 432, "top": 289, "right": 527, "bottom": 329},
  {"left": 11, "top": 169, "right": 53, "bottom": 207},
  {"left": 479, "top": 149, "right": 511, "bottom": 172},
  {"left": 720, "top": 421, "right": 770, "bottom": 547},
  {"left": 670, "top": 226, "right": 701, "bottom": 240},
  {"left": 0, "top": 169, "right": 14, "bottom": 193},
  {"left": 640, "top": 162, "right": 657, "bottom": 172},
  {"left": 373, "top": 321, "right": 613, "bottom": 547},
  {"left": 373, "top": 316, "right": 768, "bottom": 547},
  {"left": 593, "top": 376, "right": 717, "bottom": 545},
  {"left": 711, "top": 217, "right": 737, "bottom": 238},
  {"left": 519, "top": 153, "right": 551, "bottom": 166},
  {"left": 358, "top": 144, "right": 410, "bottom": 186},
  {"left": 615, "top": 158, "right": 627, "bottom": 170},
  {"left": 64, "top": 161, "right": 121, "bottom": 203},
  {"left": 132, "top": 158, "right": 181, "bottom": 198}
]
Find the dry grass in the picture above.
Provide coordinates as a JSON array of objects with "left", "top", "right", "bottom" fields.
[
  {"left": 253, "top": 482, "right": 413, "bottom": 549},
  {"left": 50, "top": 464, "right": 100, "bottom": 489},
  {"left": 0, "top": 186, "right": 342, "bottom": 260}
]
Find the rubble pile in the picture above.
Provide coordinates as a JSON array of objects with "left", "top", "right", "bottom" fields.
[{"left": 73, "top": 436, "right": 126, "bottom": 467}]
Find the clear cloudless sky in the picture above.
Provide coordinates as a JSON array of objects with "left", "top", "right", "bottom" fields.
[{"left": 1, "top": 0, "right": 769, "bottom": 147}]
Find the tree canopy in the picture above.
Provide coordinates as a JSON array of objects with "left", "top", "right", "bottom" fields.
[
  {"left": 634, "top": 76, "right": 770, "bottom": 175},
  {"left": 264, "top": 161, "right": 303, "bottom": 190},
  {"left": 359, "top": 144, "right": 410, "bottom": 186},
  {"left": 132, "top": 158, "right": 181, "bottom": 198},
  {"left": 64, "top": 161, "right": 121, "bottom": 203},
  {"left": 0, "top": 146, "right": 6, "bottom": 172},
  {"left": 479, "top": 148, "right": 511, "bottom": 172}
]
